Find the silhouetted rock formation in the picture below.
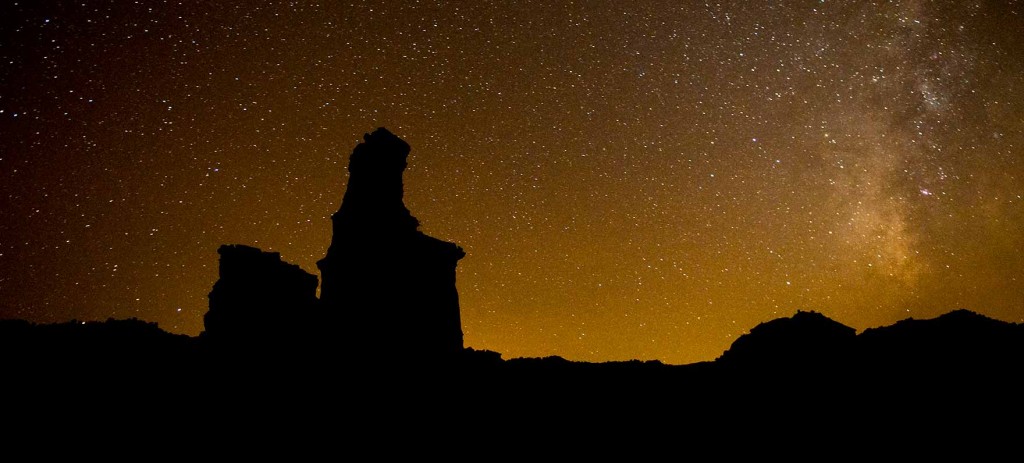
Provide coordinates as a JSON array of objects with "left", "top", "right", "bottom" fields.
[
  {"left": 713, "top": 308, "right": 1024, "bottom": 393},
  {"left": 195, "top": 129, "right": 465, "bottom": 365},
  {"left": 857, "top": 309, "right": 1024, "bottom": 378},
  {"left": 716, "top": 310, "right": 857, "bottom": 373},
  {"left": 205, "top": 244, "right": 319, "bottom": 353},
  {"left": 318, "top": 128, "right": 465, "bottom": 362}
]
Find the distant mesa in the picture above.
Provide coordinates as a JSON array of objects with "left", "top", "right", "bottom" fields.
[{"left": 204, "top": 127, "right": 466, "bottom": 362}]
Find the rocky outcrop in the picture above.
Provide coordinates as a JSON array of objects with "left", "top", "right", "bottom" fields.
[
  {"left": 714, "top": 308, "right": 1024, "bottom": 389},
  {"left": 318, "top": 128, "right": 465, "bottom": 362},
  {"left": 205, "top": 244, "right": 319, "bottom": 351},
  {"left": 716, "top": 310, "right": 857, "bottom": 371},
  {"left": 857, "top": 309, "right": 1024, "bottom": 376}
]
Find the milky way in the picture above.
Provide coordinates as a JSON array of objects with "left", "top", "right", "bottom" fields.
[{"left": 1, "top": 1, "right": 1022, "bottom": 364}]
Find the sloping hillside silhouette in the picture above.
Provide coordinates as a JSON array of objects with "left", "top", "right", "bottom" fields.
[
  {"left": 857, "top": 309, "right": 1024, "bottom": 379},
  {"left": 716, "top": 310, "right": 857, "bottom": 372},
  {"left": 714, "top": 309, "right": 1024, "bottom": 377},
  {"left": 0, "top": 317, "right": 197, "bottom": 376}
]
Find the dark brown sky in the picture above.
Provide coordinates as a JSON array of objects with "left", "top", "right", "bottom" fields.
[{"left": 1, "top": 1, "right": 1022, "bottom": 364}]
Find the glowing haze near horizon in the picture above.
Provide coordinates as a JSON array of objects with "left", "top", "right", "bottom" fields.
[{"left": 1, "top": 1, "right": 1022, "bottom": 364}]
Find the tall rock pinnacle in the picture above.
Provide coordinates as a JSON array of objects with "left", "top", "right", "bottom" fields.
[{"left": 317, "top": 128, "right": 465, "bottom": 362}]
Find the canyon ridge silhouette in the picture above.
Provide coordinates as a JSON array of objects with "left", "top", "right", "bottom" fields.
[{"left": 1, "top": 128, "right": 1022, "bottom": 432}]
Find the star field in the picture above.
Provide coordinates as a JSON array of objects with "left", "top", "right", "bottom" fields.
[{"left": 1, "top": 1, "right": 1022, "bottom": 364}]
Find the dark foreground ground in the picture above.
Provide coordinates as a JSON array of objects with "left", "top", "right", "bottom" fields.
[{"left": 2, "top": 310, "right": 1021, "bottom": 450}]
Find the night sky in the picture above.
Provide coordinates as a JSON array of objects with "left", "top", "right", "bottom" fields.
[{"left": 2, "top": 1, "right": 1022, "bottom": 364}]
